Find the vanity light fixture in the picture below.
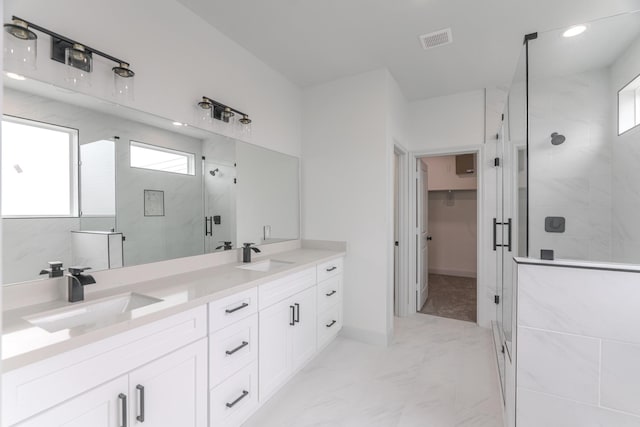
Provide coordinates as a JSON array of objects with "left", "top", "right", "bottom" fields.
[
  {"left": 196, "top": 96, "right": 252, "bottom": 137},
  {"left": 3, "top": 16, "right": 136, "bottom": 98},
  {"left": 562, "top": 25, "right": 587, "bottom": 38}
]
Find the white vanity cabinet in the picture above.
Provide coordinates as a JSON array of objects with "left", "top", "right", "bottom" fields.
[
  {"left": 258, "top": 267, "right": 318, "bottom": 402},
  {"left": 208, "top": 288, "right": 259, "bottom": 427},
  {"left": 3, "top": 307, "right": 208, "bottom": 427},
  {"left": 316, "top": 258, "right": 343, "bottom": 349}
]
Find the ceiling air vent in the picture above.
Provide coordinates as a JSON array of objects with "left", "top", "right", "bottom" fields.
[{"left": 419, "top": 28, "right": 453, "bottom": 50}]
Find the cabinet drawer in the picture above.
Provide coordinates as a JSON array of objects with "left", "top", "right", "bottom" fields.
[
  {"left": 210, "top": 362, "right": 258, "bottom": 427},
  {"left": 3, "top": 306, "right": 207, "bottom": 426},
  {"left": 318, "top": 304, "right": 342, "bottom": 350},
  {"left": 317, "top": 275, "right": 342, "bottom": 313},
  {"left": 210, "top": 314, "right": 258, "bottom": 387},
  {"left": 209, "top": 287, "right": 258, "bottom": 332},
  {"left": 258, "top": 267, "right": 316, "bottom": 310},
  {"left": 316, "top": 257, "right": 343, "bottom": 283}
]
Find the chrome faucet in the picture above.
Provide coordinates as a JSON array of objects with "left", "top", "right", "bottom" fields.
[
  {"left": 67, "top": 266, "right": 96, "bottom": 302},
  {"left": 242, "top": 243, "right": 261, "bottom": 263}
]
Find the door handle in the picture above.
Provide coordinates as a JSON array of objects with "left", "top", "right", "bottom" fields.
[
  {"left": 289, "top": 305, "right": 295, "bottom": 326},
  {"left": 426, "top": 236, "right": 432, "bottom": 241},
  {"left": 326, "top": 320, "right": 337, "bottom": 328},
  {"left": 326, "top": 266, "right": 337, "bottom": 272},
  {"left": 326, "top": 290, "right": 337, "bottom": 297},
  {"left": 294, "top": 303, "right": 300, "bottom": 323},
  {"left": 507, "top": 218, "right": 512, "bottom": 252},
  {"left": 118, "top": 393, "right": 128, "bottom": 427},
  {"left": 136, "top": 385, "right": 145, "bottom": 422}
]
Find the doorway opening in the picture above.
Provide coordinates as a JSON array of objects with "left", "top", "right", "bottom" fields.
[{"left": 416, "top": 153, "right": 479, "bottom": 323}]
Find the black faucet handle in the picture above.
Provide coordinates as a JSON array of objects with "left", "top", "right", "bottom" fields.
[
  {"left": 68, "top": 266, "right": 92, "bottom": 275},
  {"left": 243, "top": 242, "right": 256, "bottom": 248}
]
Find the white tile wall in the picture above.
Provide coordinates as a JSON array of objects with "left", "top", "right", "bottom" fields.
[
  {"left": 517, "top": 262, "right": 640, "bottom": 425},
  {"left": 601, "top": 340, "right": 640, "bottom": 416},
  {"left": 518, "top": 327, "right": 600, "bottom": 404}
]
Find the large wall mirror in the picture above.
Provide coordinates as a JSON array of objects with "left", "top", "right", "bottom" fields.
[{"left": 1, "top": 76, "right": 300, "bottom": 285}]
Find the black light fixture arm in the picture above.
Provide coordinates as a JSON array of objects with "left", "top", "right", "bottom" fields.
[
  {"left": 12, "top": 15, "right": 133, "bottom": 69},
  {"left": 200, "top": 95, "right": 248, "bottom": 119}
]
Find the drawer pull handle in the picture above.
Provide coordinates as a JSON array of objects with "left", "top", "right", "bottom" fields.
[
  {"left": 326, "top": 290, "right": 337, "bottom": 297},
  {"left": 294, "top": 302, "right": 300, "bottom": 323},
  {"left": 226, "top": 341, "right": 249, "bottom": 355},
  {"left": 326, "top": 266, "right": 337, "bottom": 272},
  {"left": 136, "top": 385, "right": 145, "bottom": 422},
  {"left": 290, "top": 305, "right": 295, "bottom": 326},
  {"left": 225, "top": 302, "right": 249, "bottom": 314},
  {"left": 226, "top": 390, "right": 249, "bottom": 408},
  {"left": 118, "top": 393, "right": 128, "bottom": 427},
  {"left": 326, "top": 320, "right": 337, "bottom": 328}
]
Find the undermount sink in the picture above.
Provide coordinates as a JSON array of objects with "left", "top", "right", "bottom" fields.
[
  {"left": 237, "top": 259, "right": 294, "bottom": 272},
  {"left": 25, "top": 293, "right": 164, "bottom": 333}
]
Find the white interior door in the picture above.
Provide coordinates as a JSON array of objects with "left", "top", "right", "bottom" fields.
[{"left": 417, "top": 159, "right": 429, "bottom": 310}]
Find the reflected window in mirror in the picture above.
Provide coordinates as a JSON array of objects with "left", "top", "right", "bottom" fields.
[
  {"left": 1, "top": 116, "right": 79, "bottom": 217},
  {"left": 130, "top": 140, "right": 195, "bottom": 175},
  {"left": 618, "top": 73, "right": 640, "bottom": 135}
]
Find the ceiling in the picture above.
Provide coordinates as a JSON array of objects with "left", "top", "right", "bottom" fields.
[{"left": 177, "top": 0, "right": 640, "bottom": 100}]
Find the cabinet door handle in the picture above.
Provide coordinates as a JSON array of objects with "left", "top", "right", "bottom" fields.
[
  {"left": 326, "top": 320, "right": 337, "bottom": 328},
  {"left": 226, "top": 341, "right": 249, "bottom": 355},
  {"left": 294, "top": 303, "right": 300, "bottom": 323},
  {"left": 136, "top": 385, "right": 145, "bottom": 422},
  {"left": 226, "top": 390, "right": 249, "bottom": 408},
  {"left": 326, "top": 266, "right": 337, "bottom": 272},
  {"left": 225, "top": 302, "right": 249, "bottom": 314},
  {"left": 325, "top": 290, "right": 337, "bottom": 297},
  {"left": 493, "top": 218, "right": 497, "bottom": 251},
  {"left": 289, "top": 305, "right": 295, "bottom": 326},
  {"left": 118, "top": 393, "right": 128, "bottom": 427}
]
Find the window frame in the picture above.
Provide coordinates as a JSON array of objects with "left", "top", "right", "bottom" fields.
[
  {"left": 617, "top": 72, "right": 640, "bottom": 136},
  {"left": 1, "top": 115, "right": 80, "bottom": 218},
  {"left": 129, "top": 140, "right": 196, "bottom": 176}
]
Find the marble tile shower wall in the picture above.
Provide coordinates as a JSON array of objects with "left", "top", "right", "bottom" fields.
[
  {"left": 528, "top": 68, "right": 613, "bottom": 262},
  {"left": 517, "top": 263, "right": 640, "bottom": 427},
  {"left": 611, "top": 33, "right": 640, "bottom": 264}
]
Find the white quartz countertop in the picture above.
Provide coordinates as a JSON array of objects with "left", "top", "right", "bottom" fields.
[{"left": 2, "top": 248, "right": 345, "bottom": 372}]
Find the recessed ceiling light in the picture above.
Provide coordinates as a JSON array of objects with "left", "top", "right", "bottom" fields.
[
  {"left": 563, "top": 25, "right": 587, "bottom": 38},
  {"left": 5, "top": 72, "right": 26, "bottom": 81}
]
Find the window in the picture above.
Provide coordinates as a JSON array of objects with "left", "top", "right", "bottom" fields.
[
  {"left": 1, "top": 116, "right": 79, "bottom": 217},
  {"left": 130, "top": 141, "right": 195, "bottom": 175},
  {"left": 618, "top": 73, "right": 640, "bottom": 135}
]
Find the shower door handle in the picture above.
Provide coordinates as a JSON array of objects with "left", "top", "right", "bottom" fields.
[
  {"left": 205, "top": 217, "right": 213, "bottom": 236},
  {"left": 506, "top": 218, "right": 512, "bottom": 252},
  {"left": 492, "top": 218, "right": 497, "bottom": 251}
]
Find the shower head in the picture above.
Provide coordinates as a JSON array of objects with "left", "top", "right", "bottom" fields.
[
  {"left": 551, "top": 132, "right": 566, "bottom": 145},
  {"left": 209, "top": 168, "right": 219, "bottom": 176}
]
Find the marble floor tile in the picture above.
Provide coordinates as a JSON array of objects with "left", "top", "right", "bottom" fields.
[{"left": 243, "top": 314, "right": 503, "bottom": 427}]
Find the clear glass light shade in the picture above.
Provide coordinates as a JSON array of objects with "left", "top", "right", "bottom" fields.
[
  {"left": 196, "top": 104, "right": 213, "bottom": 127},
  {"left": 65, "top": 45, "right": 92, "bottom": 87},
  {"left": 3, "top": 29, "right": 37, "bottom": 73},
  {"left": 113, "top": 73, "right": 134, "bottom": 101}
]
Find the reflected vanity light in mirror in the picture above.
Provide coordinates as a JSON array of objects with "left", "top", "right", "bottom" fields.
[
  {"left": 5, "top": 72, "right": 26, "bottom": 81},
  {"left": 562, "top": 25, "right": 587, "bottom": 38}
]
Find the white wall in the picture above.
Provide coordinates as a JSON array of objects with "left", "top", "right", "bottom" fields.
[
  {"left": 428, "top": 190, "right": 478, "bottom": 277},
  {"left": 302, "top": 69, "right": 400, "bottom": 345},
  {"left": 3, "top": 0, "right": 302, "bottom": 157}
]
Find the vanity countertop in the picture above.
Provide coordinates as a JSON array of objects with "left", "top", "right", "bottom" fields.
[{"left": 2, "top": 248, "right": 345, "bottom": 372}]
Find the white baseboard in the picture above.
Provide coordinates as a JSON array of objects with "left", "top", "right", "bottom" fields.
[
  {"left": 340, "top": 326, "right": 390, "bottom": 347},
  {"left": 429, "top": 268, "right": 477, "bottom": 278}
]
